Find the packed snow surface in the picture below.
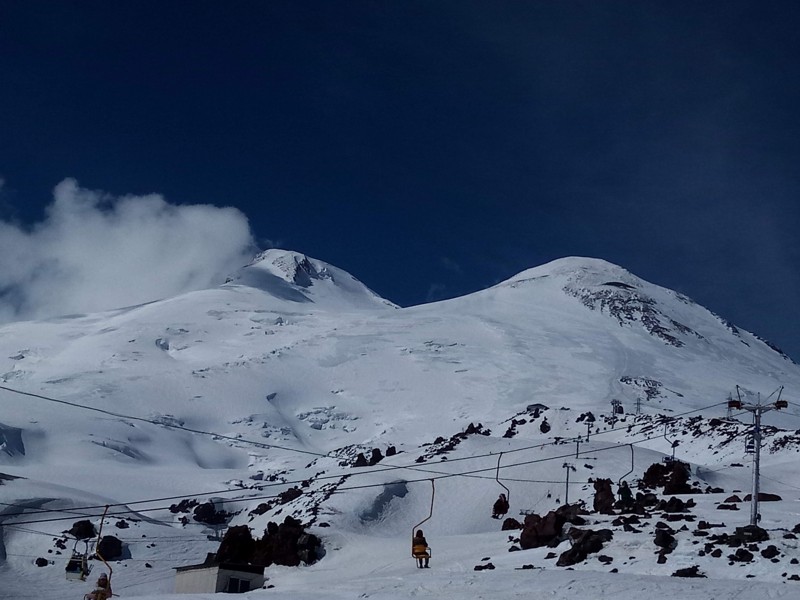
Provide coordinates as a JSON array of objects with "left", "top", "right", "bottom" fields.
[{"left": 1, "top": 251, "right": 799, "bottom": 599}]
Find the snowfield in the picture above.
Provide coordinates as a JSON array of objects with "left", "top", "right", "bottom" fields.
[{"left": 1, "top": 250, "right": 800, "bottom": 599}]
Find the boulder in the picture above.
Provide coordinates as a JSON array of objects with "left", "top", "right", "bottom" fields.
[
  {"left": 743, "top": 492, "right": 782, "bottom": 502},
  {"left": 519, "top": 505, "right": 586, "bottom": 550},
  {"left": 501, "top": 517, "right": 522, "bottom": 531},
  {"left": 216, "top": 525, "right": 255, "bottom": 564},
  {"left": 556, "top": 527, "right": 613, "bottom": 567},
  {"left": 193, "top": 501, "right": 229, "bottom": 525},
  {"left": 729, "top": 548, "right": 754, "bottom": 562},
  {"left": 96, "top": 535, "right": 123, "bottom": 560},
  {"left": 761, "top": 545, "right": 780, "bottom": 559},
  {"left": 654, "top": 529, "right": 677, "bottom": 553},
  {"left": 732, "top": 525, "right": 769, "bottom": 544},
  {"left": 672, "top": 565, "right": 706, "bottom": 578},
  {"left": 369, "top": 448, "right": 384, "bottom": 465},
  {"left": 66, "top": 520, "right": 96, "bottom": 540},
  {"left": 658, "top": 496, "right": 695, "bottom": 513},
  {"left": 252, "top": 516, "right": 321, "bottom": 567},
  {"left": 642, "top": 461, "right": 693, "bottom": 494},
  {"left": 592, "top": 479, "right": 615, "bottom": 515}
]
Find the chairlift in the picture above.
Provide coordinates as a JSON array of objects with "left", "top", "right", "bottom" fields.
[
  {"left": 65, "top": 539, "right": 91, "bottom": 581},
  {"left": 662, "top": 422, "right": 679, "bottom": 463},
  {"left": 492, "top": 452, "right": 511, "bottom": 519},
  {"left": 79, "top": 505, "right": 114, "bottom": 599},
  {"left": 411, "top": 480, "right": 435, "bottom": 563}
]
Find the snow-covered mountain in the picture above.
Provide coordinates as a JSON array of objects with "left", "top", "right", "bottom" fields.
[{"left": 1, "top": 251, "right": 800, "bottom": 599}]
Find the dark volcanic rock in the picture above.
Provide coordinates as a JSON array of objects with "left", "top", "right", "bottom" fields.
[
  {"left": 642, "top": 461, "right": 693, "bottom": 494},
  {"left": 369, "top": 448, "right": 384, "bottom": 465},
  {"left": 218, "top": 517, "right": 322, "bottom": 568},
  {"left": 278, "top": 486, "right": 303, "bottom": 504},
  {"left": 743, "top": 492, "right": 782, "bottom": 502},
  {"left": 193, "top": 501, "right": 229, "bottom": 525},
  {"left": 729, "top": 548, "right": 754, "bottom": 562},
  {"left": 592, "top": 478, "right": 615, "bottom": 515},
  {"left": 556, "top": 528, "right": 613, "bottom": 567},
  {"left": 519, "top": 504, "right": 586, "bottom": 549},
  {"left": 654, "top": 529, "right": 677, "bottom": 553},
  {"left": 761, "top": 545, "right": 780, "bottom": 559},
  {"left": 67, "top": 520, "right": 96, "bottom": 540},
  {"left": 732, "top": 525, "right": 769, "bottom": 544},
  {"left": 216, "top": 525, "right": 255, "bottom": 564},
  {"left": 97, "top": 535, "right": 123, "bottom": 560},
  {"left": 672, "top": 565, "right": 705, "bottom": 578},
  {"left": 658, "top": 497, "right": 694, "bottom": 513}
]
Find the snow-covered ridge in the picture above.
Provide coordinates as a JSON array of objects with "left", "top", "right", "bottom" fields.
[{"left": 484, "top": 256, "right": 792, "bottom": 361}]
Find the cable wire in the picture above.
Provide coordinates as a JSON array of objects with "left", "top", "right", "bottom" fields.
[{"left": 0, "top": 381, "right": 728, "bottom": 522}]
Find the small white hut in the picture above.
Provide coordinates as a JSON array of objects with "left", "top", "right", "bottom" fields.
[{"left": 174, "top": 554, "right": 265, "bottom": 594}]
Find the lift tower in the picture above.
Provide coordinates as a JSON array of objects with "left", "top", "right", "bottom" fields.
[{"left": 728, "top": 385, "right": 787, "bottom": 526}]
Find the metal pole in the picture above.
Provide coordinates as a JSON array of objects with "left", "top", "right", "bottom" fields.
[
  {"left": 610, "top": 400, "right": 620, "bottom": 426},
  {"left": 563, "top": 462, "right": 573, "bottom": 505},
  {"left": 750, "top": 408, "right": 762, "bottom": 526}
]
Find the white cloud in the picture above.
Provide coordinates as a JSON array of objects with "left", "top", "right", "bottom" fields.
[
  {"left": 0, "top": 178, "right": 255, "bottom": 321},
  {"left": 425, "top": 282, "right": 447, "bottom": 303}
]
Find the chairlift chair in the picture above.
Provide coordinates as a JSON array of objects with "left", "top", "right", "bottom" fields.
[
  {"left": 493, "top": 452, "right": 511, "bottom": 518},
  {"left": 65, "top": 539, "right": 91, "bottom": 581},
  {"left": 411, "top": 480, "right": 435, "bottom": 563},
  {"left": 662, "top": 422, "right": 679, "bottom": 463},
  {"left": 81, "top": 505, "right": 114, "bottom": 598}
]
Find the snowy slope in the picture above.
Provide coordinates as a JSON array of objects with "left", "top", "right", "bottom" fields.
[{"left": 1, "top": 252, "right": 800, "bottom": 599}]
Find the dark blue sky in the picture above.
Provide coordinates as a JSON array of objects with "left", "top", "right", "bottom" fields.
[{"left": 1, "top": 1, "right": 799, "bottom": 360}]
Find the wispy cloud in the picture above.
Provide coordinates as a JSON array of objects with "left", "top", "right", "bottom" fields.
[
  {"left": 440, "top": 256, "right": 462, "bottom": 274},
  {"left": 0, "top": 178, "right": 255, "bottom": 322},
  {"left": 425, "top": 283, "right": 447, "bottom": 303}
]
